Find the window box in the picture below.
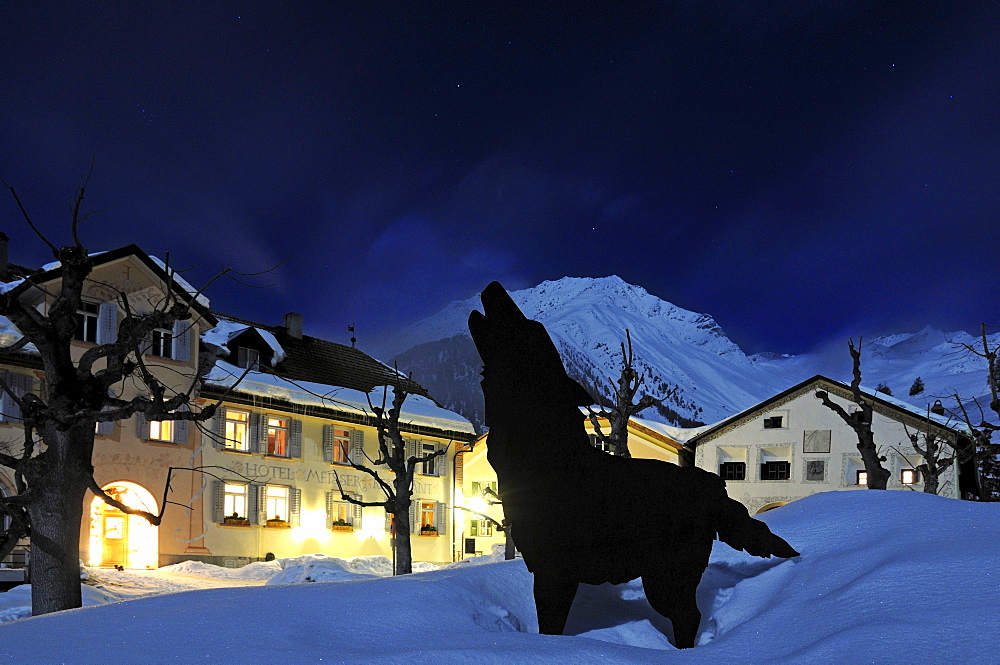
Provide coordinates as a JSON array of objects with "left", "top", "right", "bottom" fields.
[
  {"left": 419, "top": 526, "right": 439, "bottom": 537},
  {"left": 331, "top": 520, "right": 354, "bottom": 532},
  {"left": 223, "top": 516, "right": 250, "bottom": 527},
  {"left": 265, "top": 518, "right": 290, "bottom": 528}
]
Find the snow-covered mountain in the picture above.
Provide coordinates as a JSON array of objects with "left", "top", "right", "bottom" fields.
[{"left": 389, "top": 276, "right": 995, "bottom": 432}]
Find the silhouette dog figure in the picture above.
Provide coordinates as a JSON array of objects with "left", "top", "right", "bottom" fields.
[{"left": 469, "top": 281, "right": 799, "bottom": 648}]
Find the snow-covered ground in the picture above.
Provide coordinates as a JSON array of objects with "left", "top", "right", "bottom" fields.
[{"left": 1, "top": 491, "right": 997, "bottom": 663}]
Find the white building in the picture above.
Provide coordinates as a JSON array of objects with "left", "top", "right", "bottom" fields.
[{"left": 689, "top": 375, "right": 978, "bottom": 514}]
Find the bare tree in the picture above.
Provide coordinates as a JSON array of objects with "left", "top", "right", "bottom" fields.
[
  {"left": 815, "top": 339, "right": 892, "bottom": 489},
  {"left": 899, "top": 420, "right": 957, "bottom": 495},
  {"left": 587, "top": 330, "right": 660, "bottom": 458},
  {"left": 334, "top": 382, "right": 448, "bottom": 575},
  {"left": 0, "top": 183, "right": 226, "bottom": 614}
]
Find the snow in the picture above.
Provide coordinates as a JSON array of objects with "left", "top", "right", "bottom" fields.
[
  {"left": 1, "top": 491, "right": 997, "bottom": 663},
  {"left": 205, "top": 360, "right": 476, "bottom": 434},
  {"left": 201, "top": 318, "right": 287, "bottom": 364}
]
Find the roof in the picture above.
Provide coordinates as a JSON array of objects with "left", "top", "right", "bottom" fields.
[
  {"left": 13, "top": 244, "right": 217, "bottom": 325},
  {"left": 206, "top": 313, "right": 429, "bottom": 397},
  {"left": 687, "top": 374, "right": 968, "bottom": 447}
]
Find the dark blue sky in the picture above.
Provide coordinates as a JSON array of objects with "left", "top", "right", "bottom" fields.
[{"left": 1, "top": 2, "right": 997, "bottom": 356}]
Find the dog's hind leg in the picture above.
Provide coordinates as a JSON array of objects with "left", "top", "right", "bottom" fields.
[
  {"left": 532, "top": 571, "right": 579, "bottom": 635},
  {"left": 642, "top": 571, "right": 702, "bottom": 649}
]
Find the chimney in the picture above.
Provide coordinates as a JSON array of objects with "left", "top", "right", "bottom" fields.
[
  {"left": 283, "top": 311, "right": 303, "bottom": 340},
  {"left": 0, "top": 232, "right": 8, "bottom": 281}
]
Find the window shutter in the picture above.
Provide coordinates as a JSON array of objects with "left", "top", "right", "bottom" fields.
[
  {"left": 136, "top": 411, "right": 150, "bottom": 439},
  {"left": 248, "top": 484, "right": 264, "bottom": 525},
  {"left": 256, "top": 413, "right": 269, "bottom": 453},
  {"left": 353, "top": 499, "right": 363, "bottom": 529},
  {"left": 96, "top": 408, "right": 115, "bottom": 436},
  {"left": 409, "top": 500, "right": 418, "bottom": 534},
  {"left": 471, "top": 481, "right": 481, "bottom": 497},
  {"left": 172, "top": 320, "right": 191, "bottom": 363},
  {"left": 289, "top": 488, "right": 301, "bottom": 527},
  {"left": 322, "top": 425, "right": 334, "bottom": 462},
  {"left": 437, "top": 444, "right": 447, "bottom": 477},
  {"left": 325, "top": 491, "right": 334, "bottom": 517},
  {"left": 289, "top": 419, "right": 302, "bottom": 458},
  {"left": 470, "top": 520, "right": 478, "bottom": 537},
  {"left": 211, "top": 410, "right": 226, "bottom": 448},
  {"left": 408, "top": 438, "right": 418, "bottom": 461},
  {"left": 212, "top": 480, "right": 225, "bottom": 523},
  {"left": 351, "top": 429, "right": 365, "bottom": 465},
  {"left": 249, "top": 413, "right": 262, "bottom": 453},
  {"left": 173, "top": 405, "right": 189, "bottom": 444},
  {"left": 436, "top": 502, "right": 448, "bottom": 535},
  {"left": 96, "top": 302, "right": 118, "bottom": 344}
]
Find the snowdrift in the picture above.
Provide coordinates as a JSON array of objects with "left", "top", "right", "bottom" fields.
[{"left": 1, "top": 491, "right": 997, "bottom": 664}]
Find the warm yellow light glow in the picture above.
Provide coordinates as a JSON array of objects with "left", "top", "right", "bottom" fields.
[
  {"left": 901, "top": 469, "right": 916, "bottom": 485},
  {"left": 88, "top": 482, "right": 158, "bottom": 569},
  {"left": 858, "top": 471, "right": 868, "bottom": 486},
  {"left": 466, "top": 496, "right": 488, "bottom": 514},
  {"left": 290, "top": 508, "right": 330, "bottom": 543}
]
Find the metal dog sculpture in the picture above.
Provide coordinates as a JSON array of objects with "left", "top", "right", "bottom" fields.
[{"left": 469, "top": 281, "right": 799, "bottom": 648}]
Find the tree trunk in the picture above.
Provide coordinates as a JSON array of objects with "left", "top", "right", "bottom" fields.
[
  {"left": 857, "top": 429, "right": 890, "bottom": 490},
  {"left": 392, "top": 512, "right": 412, "bottom": 575},
  {"left": 504, "top": 529, "right": 515, "bottom": 560},
  {"left": 27, "top": 426, "right": 93, "bottom": 615}
]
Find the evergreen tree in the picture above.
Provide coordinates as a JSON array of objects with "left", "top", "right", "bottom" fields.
[{"left": 909, "top": 377, "right": 925, "bottom": 396}]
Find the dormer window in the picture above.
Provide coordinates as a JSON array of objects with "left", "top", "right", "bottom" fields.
[{"left": 237, "top": 347, "right": 260, "bottom": 371}]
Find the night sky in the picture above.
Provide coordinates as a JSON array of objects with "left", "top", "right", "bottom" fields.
[{"left": 2, "top": 2, "right": 997, "bottom": 357}]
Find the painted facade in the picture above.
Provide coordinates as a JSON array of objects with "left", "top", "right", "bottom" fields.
[
  {"left": 456, "top": 416, "right": 684, "bottom": 557},
  {"left": 0, "top": 244, "right": 476, "bottom": 572},
  {"left": 690, "top": 376, "right": 974, "bottom": 514}
]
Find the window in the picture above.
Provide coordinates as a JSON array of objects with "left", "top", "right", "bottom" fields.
[
  {"left": 224, "top": 409, "right": 250, "bottom": 451},
  {"left": 806, "top": 460, "right": 826, "bottom": 481},
  {"left": 332, "top": 428, "right": 351, "bottom": 465},
  {"left": 469, "top": 519, "right": 493, "bottom": 537},
  {"left": 589, "top": 433, "right": 612, "bottom": 454},
  {"left": 761, "top": 461, "right": 790, "bottom": 480},
  {"left": 267, "top": 417, "right": 289, "bottom": 456},
  {"left": 763, "top": 416, "right": 784, "bottom": 429},
  {"left": 224, "top": 484, "right": 247, "bottom": 519},
  {"left": 418, "top": 500, "right": 437, "bottom": 532},
  {"left": 901, "top": 469, "right": 918, "bottom": 485},
  {"left": 331, "top": 501, "right": 352, "bottom": 526},
  {"left": 149, "top": 419, "right": 174, "bottom": 442},
  {"left": 470, "top": 480, "right": 498, "bottom": 499},
  {"left": 420, "top": 442, "right": 440, "bottom": 476},
  {"left": 265, "top": 486, "right": 289, "bottom": 523},
  {"left": 719, "top": 461, "right": 746, "bottom": 480},
  {"left": 237, "top": 347, "right": 259, "bottom": 371},
  {"left": 74, "top": 302, "right": 99, "bottom": 343},
  {"left": 150, "top": 328, "right": 173, "bottom": 359},
  {"left": 857, "top": 470, "right": 869, "bottom": 486}
]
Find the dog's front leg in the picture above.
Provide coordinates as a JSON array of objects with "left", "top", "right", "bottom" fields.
[{"left": 533, "top": 571, "right": 578, "bottom": 635}]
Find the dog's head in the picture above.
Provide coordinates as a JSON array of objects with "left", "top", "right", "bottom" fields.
[{"left": 469, "top": 282, "right": 592, "bottom": 427}]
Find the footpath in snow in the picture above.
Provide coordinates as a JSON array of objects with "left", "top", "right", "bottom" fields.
[{"left": 0, "top": 490, "right": 998, "bottom": 664}]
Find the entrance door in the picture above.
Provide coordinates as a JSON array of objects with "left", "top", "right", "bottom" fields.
[{"left": 101, "top": 511, "right": 127, "bottom": 567}]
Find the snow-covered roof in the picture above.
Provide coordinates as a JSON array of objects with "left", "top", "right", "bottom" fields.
[
  {"left": 205, "top": 361, "right": 475, "bottom": 435},
  {"left": 202, "top": 319, "right": 286, "bottom": 365}
]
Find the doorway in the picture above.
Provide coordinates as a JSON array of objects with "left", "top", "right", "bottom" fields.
[{"left": 88, "top": 482, "right": 159, "bottom": 569}]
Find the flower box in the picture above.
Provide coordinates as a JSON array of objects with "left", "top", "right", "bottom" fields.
[
  {"left": 331, "top": 524, "right": 354, "bottom": 532},
  {"left": 222, "top": 517, "right": 249, "bottom": 527},
  {"left": 266, "top": 519, "right": 290, "bottom": 528}
]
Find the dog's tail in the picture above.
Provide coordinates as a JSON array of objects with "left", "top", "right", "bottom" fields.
[{"left": 715, "top": 497, "right": 799, "bottom": 559}]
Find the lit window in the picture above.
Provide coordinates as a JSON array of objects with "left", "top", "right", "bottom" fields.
[
  {"left": 266, "top": 486, "right": 289, "bottom": 522},
  {"left": 150, "top": 328, "right": 173, "bottom": 358},
  {"left": 224, "top": 484, "right": 247, "bottom": 519},
  {"left": 267, "top": 417, "right": 288, "bottom": 456},
  {"left": 224, "top": 409, "right": 250, "bottom": 451},
  {"left": 74, "top": 302, "right": 99, "bottom": 343},
  {"left": 901, "top": 469, "right": 917, "bottom": 485},
  {"left": 331, "top": 501, "right": 352, "bottom": 526},
  {"left": 719, "top": 462, "right": 746, "bottom": 480},
  {"left": 763, "top": 416, "right": 784, "bottom": 429},
  {"left": 149, "top": 419, "right": 174, "bottom": 442},
  {"left": 761, "top": 461, "right": 790, "bottom": 480},
  {"left": 857, "top": 470, "right": 869, "bottom": 486},
  {"left": 332, "top": 428, "right": 351, "bottom": 464},
  {"left": 419, "top": 500, "right": 437, "bottom": 532}
]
